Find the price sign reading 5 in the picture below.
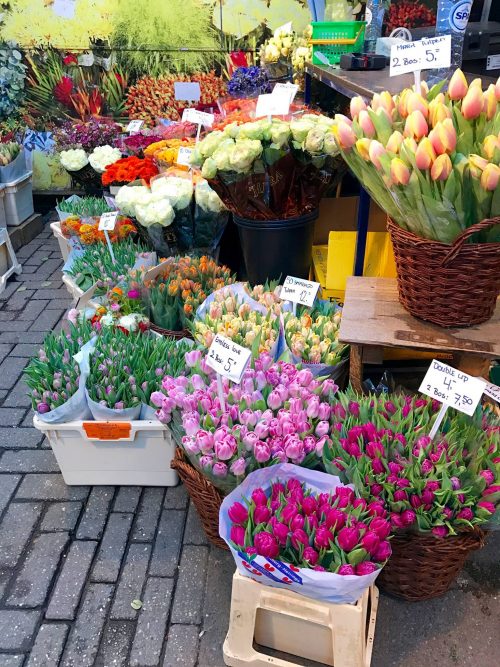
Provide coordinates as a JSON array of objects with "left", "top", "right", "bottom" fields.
[
  {"left": 419, "top": 359, "right": 486, "bottom": 417},
  {"left": 206, "top": 334, "right": 251, "bottom": 384}
]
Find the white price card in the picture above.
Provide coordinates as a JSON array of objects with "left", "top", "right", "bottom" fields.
[
  {"left": 281, "top": 276, "right": 320, "bottom": 308},
  {"left": 255, "top": 93, "right": 291, "bottom": 118},
  {"left": 484, "top": 382, "right": 500, "bottom": 404},
  {"left": 206, "top": 334, "right": 252, "bottom": 384},
  {"left": 275, "top": 21, "right": 293, "bottom": 34},
  {"left": 419, "top": 360, "right": 486, "bottom": 417},
  {"left": 182, "top": 108, "right": 214, "bottom": 127},
  {"left": 272, "top": 82, "right": 299, "bottom": 105},
  {"left": 53, "top": 0, "right": 76, "bottom": 20},
  {"left": 98, "top": 212, "right": 119, "bottom": 231},
  {"left": 390, "top": 35, "right": 451, "bottom": 77},
  {"left": 176, "top": 146, "right": 194, "bottom": 167},
  {"left": 174, "top": 82, "right": 201, "bottom": 102},
  {"left": 126, "top": 120, "right": 144, "bottom": 133}
]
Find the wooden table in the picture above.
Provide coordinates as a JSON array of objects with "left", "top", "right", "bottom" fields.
[{"left": 339, "top": 277, "right": 500, "bottom": 392}]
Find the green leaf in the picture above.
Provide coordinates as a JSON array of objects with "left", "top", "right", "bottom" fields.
[{"left": 347, "top": 548, "right": 368, "bottom": 565}]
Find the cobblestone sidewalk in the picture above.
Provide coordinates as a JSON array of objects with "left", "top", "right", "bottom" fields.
[{"left": 0, "top": 224, "right": 498, "bottom": 667}]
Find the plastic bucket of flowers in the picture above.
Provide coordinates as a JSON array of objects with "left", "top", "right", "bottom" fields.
[{"left": 322, "top": 391, "right": 499, "bottom": 601}]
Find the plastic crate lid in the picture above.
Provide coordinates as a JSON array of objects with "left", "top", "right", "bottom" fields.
[{"left": 2, "top": 170, "right": 33, "bottom": 190}]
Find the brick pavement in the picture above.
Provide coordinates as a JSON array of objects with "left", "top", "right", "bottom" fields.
[{"left": 0, "top": 224, "right": 498, "bottom": 667}]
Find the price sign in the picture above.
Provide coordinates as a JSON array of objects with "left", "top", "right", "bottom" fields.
[
  {"left": 206, "top": 334, "right": 251, "bottom": 384},
  {"left": 174, "top": 82, "right": 201, "bottom": 102},
  {"left": 272, "top": 82, "right": 299, "bottom": 105},
  {"left": 419, "top": 360, "right": 486, "bottom": 417},
  {"left": 281, "top": 276, "right": 320, "bottom": 308},
  {"left": 126, "top": 120, "right": 144, "bottom": 134},
  {"left": 255, "top": 93, "right": 291, "bottom": 118},
  {"left": 98, "top": 211, "right": 119, "bottom": 231},
  {"left": 484, "top": 381, "right": 500, "bottom": 404},
  {"left": 182, "top": 108, "right": 214, "bottom": 127},
  {"left": 83, "top": 422, "right": 132, "bottom": 441},
  {"left": 390, "top": 35, "right": 451, "bottom": 76},
  {"left": 176, "top": 146, "right": 194, "bottom": 167},
  {"left": 275, "top": 21, "right": 292, "bottom": 34}
]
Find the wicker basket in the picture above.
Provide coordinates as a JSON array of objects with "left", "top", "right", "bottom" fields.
[
  {"left": 377, "top": 528, "right": 485, "bottom": 601},
  {"left": 149, "top": 322, "right": 192, "bottom": 340},
  {"left": 170, "top": 448, "right": 227, "bottom": 549},
  {"left": 388, "top": 217, "right": 500, "bottom": 327}
]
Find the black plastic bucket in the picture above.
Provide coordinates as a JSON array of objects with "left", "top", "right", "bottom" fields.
[{"left": 234, "top": 210, "right": 318, "bottom": 285}]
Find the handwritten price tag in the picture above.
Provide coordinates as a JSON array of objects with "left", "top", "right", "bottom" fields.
[
  {"left": 98, "top": 212, "right": 119, "bottom": 231},
  {"left": 272, "top": 82, "right": 299, "bottom": 105},
  {"left": 206, "top": 334, "right": 251, "bottom": 384},
  {"left": 126, "top": 120, "right": 144, "bottom": 133},
  {"left": 182, "top": 108, "right": 214, "bottom": 127},
  {"left": 255, "top": 93, "right": 291, "bottom": 118},
  {"left": 484, "top": 381, "right": 500, "bottom": 404},
  {"left": 281, "top": 276, "right": 320, "bottom": 308},
  {"left": 419, "top": 360, "right": 485, "bottom": 417},
  {"left": 390, "top": 35, "right": 451, "bottom": 77},
  {"left": 176, "top": 146, "right": 194, "bottom": 167},
  {"left": 174, "top": 82, "right": 201, "bottom": 102}
]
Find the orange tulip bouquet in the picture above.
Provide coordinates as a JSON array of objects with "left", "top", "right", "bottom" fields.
[{"left": 334, "top": 69, "right": 500, "bottom": 244}]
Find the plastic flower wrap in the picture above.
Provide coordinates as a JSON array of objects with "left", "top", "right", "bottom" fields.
[
  {"left": 153, "top": 352, "right": 339, "bottom": 491},
  {"left": 59, "top": 148, "right": 88, "bottom": 172},
  {"left": 88, "top": 145, "right": 122, "bottom": 173},
  {"left": 323, "top": 391, "right": 500, "bottom": 535},
  {"left": 335, "top": 69, "right": 500, "bottom": 243},
  {"left": 194, "top": 179, "right": 229, "bottom": 250}
]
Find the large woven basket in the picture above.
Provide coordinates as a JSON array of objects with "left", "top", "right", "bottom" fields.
[
  {"left": 170, "top": 448, "right": 227, "bottom": 550},
  {"left": 149, "top": 322, "right": 192, "bottom": 340},
  {"left": 377, "top": 528, "right": 485, "bottom": 601},
  {"left": 388, "top": 217, "right": 500, "bottom": 327}
]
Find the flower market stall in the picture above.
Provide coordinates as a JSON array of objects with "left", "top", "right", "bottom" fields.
[{"left": 0, "top": 1, "right": 499, "bottom": 666}]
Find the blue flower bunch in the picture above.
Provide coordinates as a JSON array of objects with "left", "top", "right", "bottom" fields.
[{"left": 227, "top": 66, "right": 271, "bottom": 97}]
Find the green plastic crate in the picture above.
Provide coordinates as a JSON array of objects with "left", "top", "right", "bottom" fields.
[{"left": 311, "top": 21, "right": 366, "bottom": 65}]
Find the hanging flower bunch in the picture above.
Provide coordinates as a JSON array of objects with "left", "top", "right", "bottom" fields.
[{"left": 102, "top": 156, "right": 159, "bottom": 187}]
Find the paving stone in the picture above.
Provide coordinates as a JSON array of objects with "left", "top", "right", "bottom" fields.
[
  {"left": 171, "top": 546, "right": 208, "bottom": 625},
  {"left": 18, "top": 300, "right": 49, "bottom": 321},
  {"left": 0, "top": 332, "right": 47, "bottom": 345},
  {"left": 148, "top": 509, "right": 185, "bottom": 578},
  {"left": 198, "top": 547, "right": 235, "bottom": 666},
  {"left": 0, "top": 282, "right": 20, "bottom": 300},
  {"left": 0, "top": 449, "right": 59, "bottom": 473},
  {"left": 32, "top": 259, "right": 62, "bottom": 279},
  {"left": 95, "top": 620, "right": 135, "bottom": 667},
  {"left": 28, "top": 309, "right": 64, "bottom": 332},
  {"left": 40, "top": 501, "right": 82, "bottom": 533},
  {"left": 46, "top": 540, "right": 98, "bottom": 620},
  {"left": 164, "top": 484, "right": 188, "bottom": 510},
  {"left": 0, "top": 343, "right": 13, "bottom": 361},
  {"left": 111, "top": 543, "right": 152, "bottom": 620},
  {"left": 0, "top": 655, "right": 25, "bottom": 667},
  {"left": 2, "top": 377, "right": 32, "bottom": 408},
  {"left": 183, "top": 502, "right": 208, "bottom": 546},
  {"left": 129, "top": 577, "right": 174, "bottom": 667},
  {"left": 0, "top": 320, "right": 30, "bottom": 333},
  {"left": 16, "top": 474, "right": 89, "bottom": 501},
  {"left": 25, "top": 250, "right": 50, "bottom": 267},
  {"left": 9, "top": 343, "right": 40, "bottom": 357},
  {"left": 26, "top": 623, "right": 69, "bottom": 667},
  {"left": 91, "top": 513, "right": 134, "bottom": 583},
  {"left": 76, "top": 487, "right": 115, "bottom": 540},
  {"left": 31, "top": 289, "right": 72, "bottom": 301},
  {"left": 131, "top": 488, "right": 165, "bottom": 542},
  {"left": 0, "top": 610, "right": 41, "bottom": 650},
  {"left": 6, "top": 292, "right": 34, "bottom": 311},
  {"left": 7, "top": 532, "right": 69, "bottom": 608},
  {"left": 60, "top": 583, "right": 113, "bottom": 667},
  {"left": 0, "top": 427, "right": 44, "bottom": 448},
  {"left": 0, "top": 357, "right": 28, "bottom": 389},
  {"left": 0, "top": 502, "right": 43, "bottom": 568},
  {"left": 163, "top": 624, "right": 199, "bottom": 667},
  {"left": 0, "top": 408, "right": 26, "bottom": 427},
  {"left": 113, "top": 487, "right": 142, "bottom": 513},
  {"left": 0, "top": 473, "right": 21, "bottom": 516},
  {"left": 46, "top": 298, "right": 72, "bottom": 310}
]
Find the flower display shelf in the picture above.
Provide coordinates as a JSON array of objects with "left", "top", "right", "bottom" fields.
[
  {"left": 223, "top": 572, "right": 378, "bottom": 667},
  {"left": 34, "top": 416, "right": 178, "bottom": 486},
  {"left": 170, "top": 447, "right": 227, "bottom": 549}
]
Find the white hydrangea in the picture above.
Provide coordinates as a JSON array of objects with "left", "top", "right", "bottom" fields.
[
  {"left": 59, "top": 149, "right": 88, "bottom": 171},
  {"left": 88, "top": 145, "right": 122, "bottom": 173}
]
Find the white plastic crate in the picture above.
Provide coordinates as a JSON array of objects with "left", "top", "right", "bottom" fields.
[
  {"left": 0, "top": 186, "right": 6, "bottom": 228},
  {"left": 34, "top": 415, "right": 178, "bottom": 486},
  {"left": 62, "top": 273, "right": 100, "bottom": 309},
  {"left": 3, "top": 171, "right": 34, "bottom": 227},
  {"left": 50, "top": 221, "right": 71, "bottom": 262}
]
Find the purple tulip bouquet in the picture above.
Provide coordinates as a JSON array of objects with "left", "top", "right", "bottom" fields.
[
  {"left": 153, "top": 350, "right": 339, "bottom": 491},
  {"left": 323, "top": 391, "right": 500, "bottom": 536}
]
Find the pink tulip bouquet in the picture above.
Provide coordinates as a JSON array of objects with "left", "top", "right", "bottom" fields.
[
  {"left": 152, "top": 350, "right": 339, "bottom": 491},
  {"left": 334, "top": 69, "right": 500, "bottom": 243},
  {"left": 323, "top": 391, "right": 500, "bottom": 537}
]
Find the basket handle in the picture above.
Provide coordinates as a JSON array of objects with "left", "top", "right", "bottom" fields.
[{"left": 442, "top": 217, "right": 500, "bottom": 266}]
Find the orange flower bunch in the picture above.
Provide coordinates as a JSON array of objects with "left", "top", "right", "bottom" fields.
[
  {"left": 147, "top": 138, "right": 195, "bottom": 168},
  {"left": 60, "top": 215, "right": 137, "bottom": 245},
  {"left": 101, "top": 156, "right": 159, "bottom": 187}
]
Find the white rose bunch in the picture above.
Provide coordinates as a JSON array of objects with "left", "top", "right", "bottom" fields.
[
  {"left": 115, "top": 185, "right": 151, "bottom": 217},
  {"left": 151, "top": 176, "right": 193, "bottom": 210},
  {"left": 60, "top": 149, "right": 88, "bottom": 172},
  {"left": 135, "top": 198, "right": 175, "bottom": 228},
  {"left": 195, "top": 180, "right": 227, "bottom": 214},
  {"left": 88, "top": 145, "right": 122, "bottom": 173}
]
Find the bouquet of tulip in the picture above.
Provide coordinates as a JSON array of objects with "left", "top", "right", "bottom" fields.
[
  {"left": 65, "top": 238, "right": 150, "bottom": 293},
  {"left": 57, "top": 196, "right": 114, "bottom": 219},
  {"left": 284, "top": 301, "right": 348, "bottom": 374},
  {"left": 153, "top": 352, "right": 339, "bottom": 491},
  {"left": 60, "top": 215, "right": 137, "bottom": 245},
  {"left": 144, "top": 138, "right": 195, "bottom": 169},
  {"left": 190, "top": 114, "right": 341, "bottom": 220},
  {"left": 87, "top": 283, "right": 149, "bottom": 333},
  {"left": 145, "top": 255, "right": 235, "bottom": 331},
  {"left": 322, "top": 390, "right": 500, "bottom": 535},
  {"left": 335, "top": 70, "right": 500, "bottom": 243},
  {"left": 193, "top": 286, "right": 280, "bottom": 355},
  {"left": 25, "top": 320, "right": 94, "bottom": 415},
  {"left": 244, "top": 280, "right": 286, "bottom": 316},
  {"left": 102, "top": 156, "right": 159, "bottom": 187}
]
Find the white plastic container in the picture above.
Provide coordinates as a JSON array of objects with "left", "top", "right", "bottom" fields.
[
  {"left": 0, "top": 186, "right": 7, "bottom": 228},
  {"left": 3, "top": 171, "right": 34, "bottom": 227},
  {"left": 50, "top": 221, "right": 71, "bottom": 262},
  {"left": 34, "top": 415, "right": 178, "bottom": 486},
  {"left": 62, "top": 273, "right": 100, "bottom": 310}
]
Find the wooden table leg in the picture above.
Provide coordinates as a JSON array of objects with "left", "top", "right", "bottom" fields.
[{"left": 350, "top": 344, "right": 364, "bottom": 393}]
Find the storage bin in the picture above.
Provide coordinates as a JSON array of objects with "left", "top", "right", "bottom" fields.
[
  {"left": 223, "top": 572, "right": 379, "bottom": 667},
  {"left": 34, "top": 415, "right": 178, "bottom": 486},
  {"left": 62, "top": 273, "right": 100, "bottom": 309},
  {"left": 3, "top": 171, "right": 34, "bottom": 226},
  {"left": 0, "top": 185, "right": 6, "bottom": 228},
  {"left": 50, "top": 221, "right": 71, "bottom": 262},
  {"left": 311, "top": 21, "right": 366, "bottom": 66}
]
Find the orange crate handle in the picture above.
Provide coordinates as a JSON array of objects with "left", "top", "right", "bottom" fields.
[{"left": 309, "top": 27, "right": 364, "bottom": 46}]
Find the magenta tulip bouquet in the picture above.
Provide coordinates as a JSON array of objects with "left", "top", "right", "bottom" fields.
[
  {"left": 322, "top": 391, "right": 500, "bottom": 537},
  {"left": 152, "top": 350, "right": 339, "bottom": 491},
  {"left": 334, "top": 69, "right": 500, "bottom": 243}
]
